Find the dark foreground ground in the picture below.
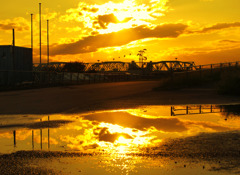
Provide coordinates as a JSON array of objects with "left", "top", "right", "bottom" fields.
[{"left": 0, "top": 80, "right": 240, "bottom": 114}]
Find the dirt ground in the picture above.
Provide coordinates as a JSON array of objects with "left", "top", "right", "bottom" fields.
[{"left": 0, "top": 80, "right": 240, "bottom": 114}]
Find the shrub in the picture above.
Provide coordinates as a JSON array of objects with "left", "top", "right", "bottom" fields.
[
  {"left": 217, "top": 69, "right": 240, "bottom": 95},
  {"left": 62, "top": 62, "right": 85, "bottom": 72}
]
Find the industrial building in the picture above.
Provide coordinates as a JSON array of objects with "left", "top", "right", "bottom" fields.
[{"left": 0, "top": 45, "right": 33, "bottom": 85}]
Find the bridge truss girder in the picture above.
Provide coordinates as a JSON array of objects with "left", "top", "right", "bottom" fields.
[{"left": 33, "top": 61, "right": 195, "bottom": 72}]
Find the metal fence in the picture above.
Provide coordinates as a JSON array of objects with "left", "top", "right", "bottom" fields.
[
  {"left": 1, "top": 61, "right": 239, "bottom": 90},
  {"left": 172, "top": 61, "right": 240, "bottom": 80},
  {"left": 0, "top": 70, "right": 164, "bottom": 90}
]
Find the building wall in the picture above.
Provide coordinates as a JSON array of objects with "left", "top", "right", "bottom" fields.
[
  {"left": 0, "top": 45, "right": 32, "bottom": 71},
  {"left": 0, "top": 45, "right": 33, "bottom": 85}
]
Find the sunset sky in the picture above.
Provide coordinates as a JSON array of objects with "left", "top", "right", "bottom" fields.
[{"left": 1, "top": 0, "right": 240, "bottom": 64}]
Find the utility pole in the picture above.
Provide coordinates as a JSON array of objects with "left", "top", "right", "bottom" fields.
[
  {"left": 12, "top": 29, "right": 15, "bottom": 71},
  {"left": 39, "top": 3, "right": 42, "bottom": 65},
  {"left": 47, "top": 20, "right": 49, "bottom": 64},
  {"left": 31, "top": 14, "right": 33, "bottom": 64},
  {"left": 31, "top": 14, "right": 33, "bottom": 50},
  {"left": 12, "top": 29, "right": 15, "bottom": 47}
]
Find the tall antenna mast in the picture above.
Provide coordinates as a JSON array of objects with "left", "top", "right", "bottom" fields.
[
  {"left": 47, "top": 19, "right": 49, "bottom": 64},
  {"left": 31, "top": 14, "right": 33, "bottom": 50},
  {"left": 12, "top": 29, "right": 15, "bottom": 70},
  {"left": 12, "top": 28, "right": 15, "bottom": 47},
  {"left": 39, "top": 3, "right": 42, "bottom": 64}
]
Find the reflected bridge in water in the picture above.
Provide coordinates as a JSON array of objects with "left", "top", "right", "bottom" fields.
[{"left": 171, "top": 105, "right": 224, "bottom": 116}]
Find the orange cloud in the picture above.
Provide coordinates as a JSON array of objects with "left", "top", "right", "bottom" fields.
[
  {"left": 0, "top": 17, "right": 29, "bottom": 31},
  {"left": 175, "top": 46, "right": 240, "bottom": 64},
  {"left": 50, "top": 23, "right": 187, "bottom": 55},
  {"left": 82, "top": 111, "right": 188, "bottom": 132}
]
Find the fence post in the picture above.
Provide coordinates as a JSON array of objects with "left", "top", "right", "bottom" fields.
[
  {"left": 185, "top": 70, "right": 188, "bottom": 81},
  {"left": 6, "top": 71, "right": 9, "bottom": 86},
  {"left": 48, "top": 71, "right": 50, "bottom": 86},
  {"left": 199, "top": 65, "right": 202, "bottom": 80},
  {"left": 62, "top": 72, "right": 64, "bottom": 85},
  {"left": 171, "top": 106, "right": 174, "bottom": 116},
  {"left": 40, "top": 72, "right": 42, "bottom": 85},
  {"left": 89, "top": 74, "right": 91, "bottom": 84},
  {"left": 210, "top": 64, "right": 213, "bottom": 76},
  {"left": 70, "top": 73, "right": 72, "bottom": 84},
  {"left": 170, "top": 68, "right": 174, "bottom": 82},
  {"left": 77, "top": 72, "right": 79, "bottom": 84}
]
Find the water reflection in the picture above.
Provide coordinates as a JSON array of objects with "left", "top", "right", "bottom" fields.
[
  {"left": 0, "top": 105, "right": 240, "bottom": 153},
  {"left": 171, "top": 105, "right": 224, "bottom": 116},
  {"left": 0, "top": 105, "right": 240, "bottom": 174},
  {"left": 220, "top": 104, "right": 240, "bottom": 118}
]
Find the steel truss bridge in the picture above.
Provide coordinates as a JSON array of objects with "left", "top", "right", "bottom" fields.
[{"left": 33, "top": 61, "right": 195, "bottom": 72}]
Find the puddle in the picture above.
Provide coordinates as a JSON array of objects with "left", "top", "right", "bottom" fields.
[{"left": 0, "top": 104, "right": 240, "bottom": 174}]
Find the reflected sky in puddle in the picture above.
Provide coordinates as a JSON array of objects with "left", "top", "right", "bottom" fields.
[{"left": 0, "top": 104, "right": 240, "bottom": 174}]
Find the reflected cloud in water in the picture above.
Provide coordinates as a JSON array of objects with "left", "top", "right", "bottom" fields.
[{"left": 1, "top": 105, "right": 240, "bottom": 154}]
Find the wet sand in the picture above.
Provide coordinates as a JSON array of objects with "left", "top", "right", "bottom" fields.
[{"left": 0, "top": 80, "right": 240, "bottom": 114}]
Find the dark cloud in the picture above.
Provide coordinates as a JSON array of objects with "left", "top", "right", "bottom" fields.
[
  {"left": 50, "top": 23, "right": 187, "bottom": 55},
  {"left": 97, "top": 14, "right": 119, "bottom": 29},
  {"left": 82, "top": 112, "right": 188, "bottom": 132},
  {"left": 188, "top": 22, "right": 240, "bottom": 34},
  {"left": 219, "top": 40, "right": 240, "bottom": 44},
  {"left": 78, "top": 12, "right": 83, "bottom": 16},
  {"left": 82, "top": 7, "right": 99, "bottom": 13},
  {"left": 94, "top": 127, "right": 133, "bottom": 143},
  {"left": 94, "top": 14, "right": 133, "bottom": 29},
  {"left": 201, "top": 22, "right": 240, "bottom": 33},
  {"left": 91, "top": 31, "right": 99, "bottom": 35},
  {"left": 0, "top": 22, "right": 29, "bottom": 31},
  {"left": 83, "top": 143, "right": 99, "bottom": 150}
]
